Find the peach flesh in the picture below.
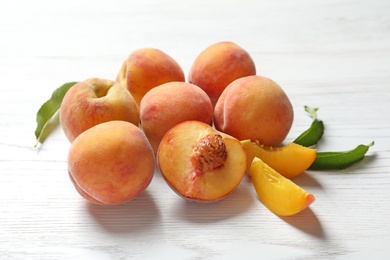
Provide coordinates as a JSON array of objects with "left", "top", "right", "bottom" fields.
[
  {"left": 157, "top": 121, "right": 247, "bottom": 202},
  {"left": 250, "top": 157, "right": 315, "bottom": 216},
  {"left": 241, "top": 140, "right": 317, "bottom": 179}
]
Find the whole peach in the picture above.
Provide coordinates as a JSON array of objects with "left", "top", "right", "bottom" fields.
[
  {"left": 140, "top": 81, "right": 213, "bottom": 152},
  {"left": 214, "top": 75, "right": 294, "bottom": 147},
  {"left": 60, "top": 78, "right": 139, "bottom": 142},
  {"left": 116, "top": 48, "right": 185, "bottom": 107},
  {"left": 68, "top": 120, "right": 155, "bottom": 205},
  {"left": 188, "top": 41, "right": 256, "bottom": 106}
]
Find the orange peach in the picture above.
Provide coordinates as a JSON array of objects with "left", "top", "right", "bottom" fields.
[
  {"left": 140, "top": 81, "right": 213, "bottom": 152},
  {"left": 60, "top": 78, "right": 139, "bottom": 142},
  {"left": 214, "top": 75, "right": 294, "bottom": 147},
  {"left": 188, "top": 41, "right": 256, "bottom": 106},
  {"left": 68, "top": 120, "right": 155, "bottom": 205},
  {"left": 116, "top": 48, "right": 185, "bottom": 107},
  {"left": 158, "top": 121, "right": 247, "bottom": 202}
]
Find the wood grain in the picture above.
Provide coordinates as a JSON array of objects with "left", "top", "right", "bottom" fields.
[{"left": 1, "top": 0, "right": 389, "bottom": 259}]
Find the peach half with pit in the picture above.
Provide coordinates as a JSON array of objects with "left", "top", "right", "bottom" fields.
[
  {"left": 250, "top": 157, "right": 315, "bottom": 216},
  {"left": 157, "top": 120, "right": 247, "bottom": 202},
  {"left": 116, "top": 47, "right": 185, "bottom": 107},
  {"left": 214, "top": 75, "right": 294, "bottom": 147},
  {"left": 60, "top": 78, "right": 139, "bottom": 143},
  {"left": 188, "top": 41, "right": 256, "bottom": 107},
  {"left": 68, "top": 120, "right": 155, "bottom": 205}
]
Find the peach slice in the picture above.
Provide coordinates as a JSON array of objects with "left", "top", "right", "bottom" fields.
[
  {"left": 250, "top": 157, "right": 315, "bottom": 216},
  {"left": 241, "top": 140, "right": 317, "bottom": 178},
  {"left": 157, "top": 121, "right": 247, "bottom": 202}
]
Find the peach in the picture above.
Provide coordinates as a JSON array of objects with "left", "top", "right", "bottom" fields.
[
  {"left": 214, "top": 75, "right": 294, "bottom": 147},
  {"left": 241, "top": 140, "right": 317, "bottom": 179},
  {"left": 157, "top": 121, "right": 247, "bottom": 202},
  {"left": 68, "top": 120, "right": 155, "bottom": 205},
  {"left": 188, "top": 41, "right": 256, "bottom": 106},
  {"left": 116, "top": 48, "right": 185, "bottom": 107},
  {"left": 250, "top": 157, "right": 315, "bottom": 216},
  {"left": 140, "top": 81, "right": 213, "bottom": 152},
  {"left": 60, "top": 78, "right": 139, "bottom": 142}
]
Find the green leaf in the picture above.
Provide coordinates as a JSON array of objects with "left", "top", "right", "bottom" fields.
[
  {"left": 309, "top": 142, "right": 374, "bottom": 170},
  {"left": 293, "top": 106, "right": 324, "bottom": 147},
  {"left": 34, "top": 81, "right": 78, "bottom": 147}
]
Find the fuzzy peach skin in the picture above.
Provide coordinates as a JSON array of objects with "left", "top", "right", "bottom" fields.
[
  {"left": 60, "top": 78, "right": 139, "bottom": 142},
  {"left": 214, "top": 75, "right": 294, "bottom": 147},
  {"left": 140, "top": 81, "right": 213, "bottom": 152},
  {"left": 116, "top": 48, "right": 185, "bottom": 107},
  {"left": 68, "top": 120, "right": 155, "bottom": 205},
  {"left": 188, "top": 41, "right": 256, "bottom": 106}
]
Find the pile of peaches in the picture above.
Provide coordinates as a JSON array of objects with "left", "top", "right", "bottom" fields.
[{"left": 61, "top": 41, "right": 316, "bottom": 216}]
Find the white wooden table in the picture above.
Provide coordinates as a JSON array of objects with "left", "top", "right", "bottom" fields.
[{"left": 1, "top": 0, "right": 389, "bottom": 259}]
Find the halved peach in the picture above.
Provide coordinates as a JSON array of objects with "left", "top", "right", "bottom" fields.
[
  {"left": 250, "top": 157, "right": 315, "bottom": 216},
  {"left": 157, "top": 121, "right": 247, "bottom": 202},
  {"left": 241, "top": 140, "right": 316, "bottom": 179}
]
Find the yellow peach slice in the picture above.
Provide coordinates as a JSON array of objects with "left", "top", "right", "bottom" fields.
[
  {"left": 241, "top": 139, "right": 255, "bottom": 174},
  {"left": 241, "top": 140, "right": 316, "bottom": 179},
  {"left": 250, "top": 157, "right": 315, "bottom": 216}
]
